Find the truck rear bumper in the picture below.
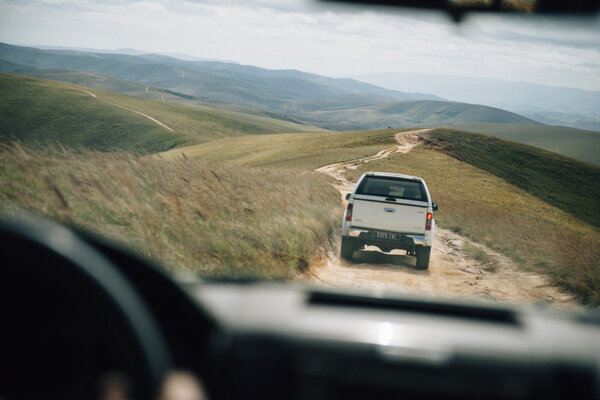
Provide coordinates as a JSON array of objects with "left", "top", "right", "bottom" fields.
[{"left": 345, "top": 228, "right": 432, "bottom": 249}]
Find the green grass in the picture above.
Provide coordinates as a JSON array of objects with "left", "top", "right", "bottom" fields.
[
  {"left": 0, "top": 143, "right": 342, "bottom": 278},
  {"left": 424, "top": 129, "right": 600, "bottom": 227},
  {"left": 0, "top": 73, "right": 322, "bottom": 153},
  {"left": 160, "top": 128, "right": 401, "bottom": 169},
  {"left": 0, "top": 73, "right": 186, "bottom": 153},
  {"left": 442, "top": 122, "right": 600, "bottom": 165},
  {"left": 344, "top": 143, "right": 600, "bottom": 305}
]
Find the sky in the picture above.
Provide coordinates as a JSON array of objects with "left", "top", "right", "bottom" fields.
[{"left": 1, "top": 0, "right": 599, "bottom": 90}]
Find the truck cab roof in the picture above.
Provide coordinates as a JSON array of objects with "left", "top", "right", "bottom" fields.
[{"left": 364, "top": 171, "right": 425, "bottom": 182}]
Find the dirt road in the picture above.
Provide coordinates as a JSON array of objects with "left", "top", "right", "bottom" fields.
[
  {"left": 312, "top": 129, "right": 574, "bottom": 306},
  {"left": 315, "top": 129, "right": 426, "bottom": 201}
]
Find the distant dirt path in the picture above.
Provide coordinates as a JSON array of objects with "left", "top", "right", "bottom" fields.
[
  {"left": 312, "top": 129, "right": 574, "bottom": 306},
  {"left": 120, "top": 106, "right": 175, "bottom": 132},
  {"left": 81, "top": 90, "right": 97, "bottom": 98},
  {"left": 315, "top": 129, "right": 427, "bottom": 201},
  {"left": 81, "top": 89, "right": 175, "bottom": 132}
]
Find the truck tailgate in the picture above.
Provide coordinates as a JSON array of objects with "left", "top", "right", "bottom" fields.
[{"left": 352, "top": 197, "right": 427, "bottom": 234}]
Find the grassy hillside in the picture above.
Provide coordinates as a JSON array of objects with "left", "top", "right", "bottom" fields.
[
  {"left": 0, "top": 144, "right": 341, "bottom": 278},
  {"left": 0, "top": 73, "right": 321, "bottom": 152},
  {"left": 424, "top": 129, "right": 600, "bottom": 227},
  {"left": 344, "top": 143, "right": 600, "bottom": 305},
  {"left": 165, "top": 126, "right": 599, "bottom": 228},
  {"left": 376, "top": 100, "right": 539, "bottom": 125},
  {"left": 277, "top": 99, "right": 541, "bottom": 131},
  {"left": 443, "top": 122, "right": 600, "bottom": 165},
  {"left": 0, "top": 73, "right": 186, "bottom": 153},
  {"left": 159, "top": 128, "right": 402, "bottom": 169}
]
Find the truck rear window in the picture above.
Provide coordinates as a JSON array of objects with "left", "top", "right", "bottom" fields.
[{"left": 356, "top": 176, "right": 427, "bottom": 201}]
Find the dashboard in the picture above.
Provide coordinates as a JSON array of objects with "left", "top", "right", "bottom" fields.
[{"left": 1, "top": 215, "right": 599, "bottom": 400}]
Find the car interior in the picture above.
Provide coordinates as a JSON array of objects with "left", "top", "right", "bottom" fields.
[
  {"left": 1, "top": 1, "right": 599, "bottom": 399},
  {"left": 1, "top": 215, "right": 599, "bottom": 400}
]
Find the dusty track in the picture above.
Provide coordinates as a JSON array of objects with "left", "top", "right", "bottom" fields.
[
  {"left": 315, "top": 129, "right": 426, "bottom": 200},
  {"left": 312, "top": 129, "right": 574, "bottom": 306}
]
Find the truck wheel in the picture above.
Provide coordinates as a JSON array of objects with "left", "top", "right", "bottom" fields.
[
  {"left": 416, "top": 246, "right": 431, "bottom": 270},
  {"left": 340, "top": 237, "right": 355, "bottom": 260}
]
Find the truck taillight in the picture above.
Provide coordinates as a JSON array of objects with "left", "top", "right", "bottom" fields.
[
  {"left": 425, "top": 212, "right": 432, "bottom": 231},
  {"left": 345, "top": 203, "right": 353, "bottom": 221}
]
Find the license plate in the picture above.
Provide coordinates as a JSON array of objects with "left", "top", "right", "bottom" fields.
[{"left": 373, "top": 231, "right": 398, "bottom": 240}]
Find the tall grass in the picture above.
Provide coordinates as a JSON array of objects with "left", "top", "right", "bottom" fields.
[
  {"left": 440, "top": 122, "right": 600, "bottom": 165},
  {"left": 345, "top": 147, "right": 600, "bottom": 305},
  {"left": 160, "top": 128, "right": 401, "bottom": 169},
  {"left": 0, "top": 143, "right": 342, "bottom": 278},
  {"left": 425, "top": 129, "right": 600, "bottom": 227}
]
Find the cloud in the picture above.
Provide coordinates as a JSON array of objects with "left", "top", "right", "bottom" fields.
[
  {"left": 1, "top": 0, "right": 599, "bottom": 89},
  {"left": 465, "top": 13, "right": 600, "bottom": 51}
]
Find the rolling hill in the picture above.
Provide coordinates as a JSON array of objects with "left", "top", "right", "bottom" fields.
[
  {"left": 0, "top": 73, "right": 323, "bottom": 152},
  {"left": 518, "top": 111, "right": 600, "bottom": 133},
  {"left": 161, "top": 125, "right": 599, "bottom": 231},
  {"left": 159, "top": 128, "right": 402, "bottom": 169},
  {"left": 422, "top": 129, "right": 600, "bottom": 227},
  {"left": 356, "top": 72, "right": 600, "bottom": 131},
  {"left": 297, "top": 100, "right": 540, "bottom": 131},
  {"left": 7, "top": 68, "right": 325, "bottom": 128},
  {"left": 1, "top": 43, "right": 550, "bottom": 131},
  {"left": 0, "top": 42, "right": 440, "bottom": 114},
  {"left": 11, "top": 66, "right": 538, "bottom": 131},
  {"left": 441, "top": 122, "right": 600, "bottom": 165}
]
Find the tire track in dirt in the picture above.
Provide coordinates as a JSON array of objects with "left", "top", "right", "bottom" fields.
[{"left": 312, "top": 129, "right": 575, "bottom": 306}]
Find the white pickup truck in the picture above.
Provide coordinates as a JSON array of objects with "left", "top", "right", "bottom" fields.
[{"left": 341, "top": 171, "right": 438, "bottom": 269}]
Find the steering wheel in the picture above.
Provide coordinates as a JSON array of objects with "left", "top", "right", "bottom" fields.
[{"left": 0, "top": 214, "right": 172, "bottom": 399}]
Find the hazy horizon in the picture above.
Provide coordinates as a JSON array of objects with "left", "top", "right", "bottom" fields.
[
  {"left": 4, "top": 41, "right": 596, "bottom": 94},
  {"left": 1, "top": 0, "right": 599, "bottom": 91}
]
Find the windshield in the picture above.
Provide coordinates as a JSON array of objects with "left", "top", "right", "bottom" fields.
[
  {"left": 356, "top": 176, "right": 427, "bottom": 201},
  {"left": 0, "top": 1, "right": 599, "bottom": 309}
]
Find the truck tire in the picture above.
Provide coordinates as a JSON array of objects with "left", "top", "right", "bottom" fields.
[
  {"left": 416, "top": 246, "right": 431, "bottom": 270},
  {"left": 340, "top": 237, "right": 355, "bottom": 260}
]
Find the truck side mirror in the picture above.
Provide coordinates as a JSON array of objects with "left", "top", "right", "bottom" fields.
[
  {"left": 345, "top": 193, "right": 351, "bottom": 201},
  {"left": 432, "top": 202, "right": 438, "bottom": 211}
]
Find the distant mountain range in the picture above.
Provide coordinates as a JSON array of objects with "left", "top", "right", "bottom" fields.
[
  {"left": 0, "top": 43, "right": 438, "bottom": 107},
  {"left": 355, "top": 72, "right": 600, "bottom": 132},
  {"left": 1, "top": 42, "right": 541, "bottom": 130},
  {"left": 33, "top": 45, "right": 238, "bottom": 62}
]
